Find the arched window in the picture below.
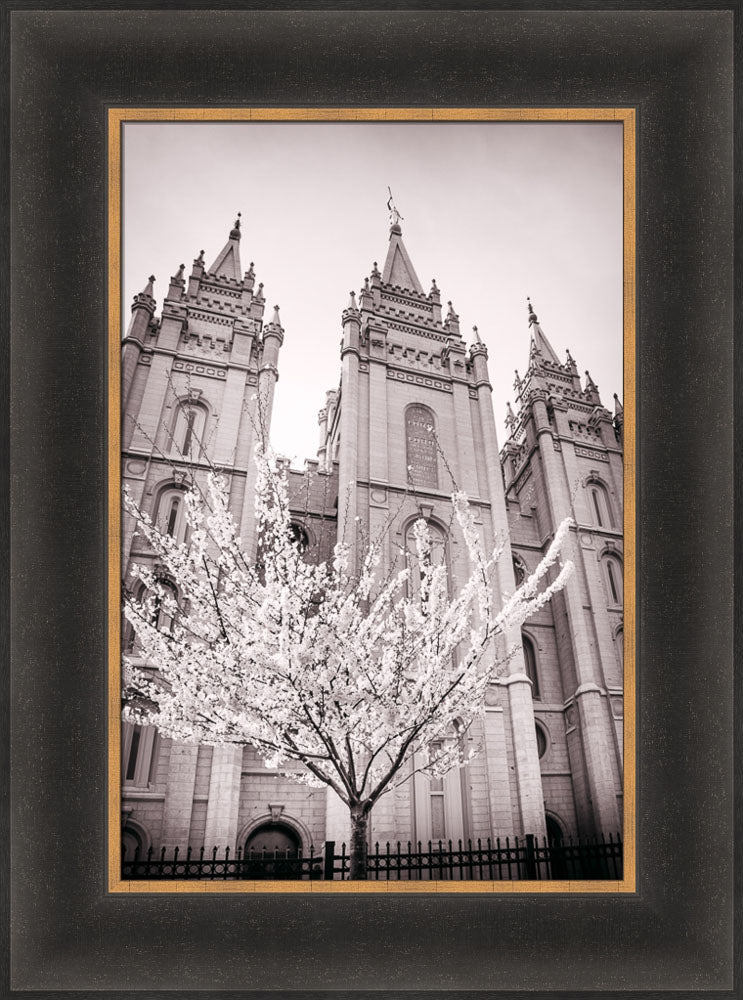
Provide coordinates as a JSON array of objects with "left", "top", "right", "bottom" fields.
[
  {"left": 406, "top": 404, "right": 439, "bottom": 489},
  {"left": 405, "top": 518, "right": 448, "bottom": 595},
  {"left": 152, "top": 579, "right": 178, "bottom": 632},
  {"left": 587, "top": 479, "right": 614, "bottom": 529},
  {"left": 155, "top": 486, "right": 189, "bottom": 543},
  {"left": 172, "top": 398, "right": 208, "bottom": 459},
  {"left": 512, "top": 555, "right": 526, "bottom": 586},
  {"left": 615, "top": 625, "right": 624, "bottom": 669},
  {"left": 522, "top": 632, "right": 541, "bottom": 700},
  {"left": 601, "top": 552, "right": 623, "bottom": 607}
]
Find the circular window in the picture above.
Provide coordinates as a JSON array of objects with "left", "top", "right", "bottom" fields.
[
  {"left": 535, "top": 722, "right": 548, "bottom": 759},
  {"left": 289, "top": 523, "right": 309, "bottom": 553}
]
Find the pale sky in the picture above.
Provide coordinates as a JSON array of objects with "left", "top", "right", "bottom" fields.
[{"left": 123, "top": 121, "right": 623, "bottom": 465}]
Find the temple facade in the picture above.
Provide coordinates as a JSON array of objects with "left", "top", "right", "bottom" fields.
[{"left": 121, "top": 215, "right": 624, "bottom": 862}]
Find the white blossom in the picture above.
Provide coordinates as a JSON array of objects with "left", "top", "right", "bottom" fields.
[{"left": 123, "top": 448, "right": 573, "bottom": 818}]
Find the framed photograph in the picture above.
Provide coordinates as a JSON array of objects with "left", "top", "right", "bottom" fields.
[
  {"left": 109, "top": 108, "right": 634, "bottom": 897},
  {"left": 6, "top": 6, "right": 736, "bottom": 995}
]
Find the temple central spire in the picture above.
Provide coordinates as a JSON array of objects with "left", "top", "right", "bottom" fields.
[
  {"left": 387, "top": 186, "right": 403, "bottom": 234},
  {"left": 381, "top": 190, "right": 424, "bottom": 293}
]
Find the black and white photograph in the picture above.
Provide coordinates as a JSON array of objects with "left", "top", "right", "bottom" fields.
[{"left": 117, "top": 115, "right": 629, "bottom": 886}]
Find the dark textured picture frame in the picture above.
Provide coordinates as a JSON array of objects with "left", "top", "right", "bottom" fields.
[{"left": 5, "top": 5, "right": 737, "bottom": 995}]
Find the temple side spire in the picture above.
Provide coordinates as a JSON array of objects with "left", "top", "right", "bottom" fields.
[
  {"left": 208, "top": 213, "right": 243, "bottom": 280},
  {"left": 526, "top": 297, "right": 561, "bottom": 365}
]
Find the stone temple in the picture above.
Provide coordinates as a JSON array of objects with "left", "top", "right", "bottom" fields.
[{"left": 121, "top": 213, "right": 624, "bottom": 863}]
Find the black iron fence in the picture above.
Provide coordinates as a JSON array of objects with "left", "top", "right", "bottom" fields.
[
  {"left": 123, "top": 833, "right": 622, "bottom": 881},
  {"left": 122, "top": 844, "right": 324, "bottom": 880},
  {"left": 327, "top": 833, "right": 623, "bottom": 881}
]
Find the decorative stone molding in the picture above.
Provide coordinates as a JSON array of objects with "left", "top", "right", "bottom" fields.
[
  {"left": 386, "top": 368, "right": 453, "bottom": 392},
  {"left": 173, "top": 359, "right": 227, "bottom": 380},
  {"left": 574, "top": 445, "right": 609, "bottom": 462}
]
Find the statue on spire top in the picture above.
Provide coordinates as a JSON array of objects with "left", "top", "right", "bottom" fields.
[{"left": 387, "top": 187, "right": 403, "bottom": 229}]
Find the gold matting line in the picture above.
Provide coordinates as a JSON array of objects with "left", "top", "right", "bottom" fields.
[
  {"left": 108, "top": 107, "right": 636, "bottom": 894},
  {"left": 108, "top": 107, "right": 634, "bottom": 124},
  {"left": 621, "top": 109, "right": 637, "bottom": 894},
  {"left": 108, "top": 110, "right": 124, "bottom": 896}
]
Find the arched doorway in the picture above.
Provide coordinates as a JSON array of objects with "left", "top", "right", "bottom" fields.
[
  {"left": 545, "top": 815, "right": 568, "bottom": 879},
  {"left": 243, "top": 823, "right": 302, "bottom": 880},
  {"left": 121, "top": 819, "right": 151, "bottom": 879},
  {"left": 122, "top": 825, "right": 143, "bottom": 860}
]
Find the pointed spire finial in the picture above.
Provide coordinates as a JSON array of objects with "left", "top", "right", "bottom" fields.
[
  {"left": 505, "top": 401, "right": 517, "bottom": 428},
  {"left": 271, "top": 304, "right": 281, "bottom": 325},
  {"left": 584, "top": 369, "right": 598, "bottom": 392},
  {"left": 527, "top": 297, "right": 538, "bottom": 326},
  {"left": 132, "top": 275, "right": 156, "bottom": 315},
  {"left": 230, "top": 212, "right": 242, "bottom": 240},
  {"left": 513, "top": 369, "right": 522, "bottom": 392},
  {"left": 387, "top": 186, "right": 403, "bottom": 233},
  {"left": 472, "top": 324, "right": 482, "bottom": 345},
  {"left": 176, "top": 263, "right": 185, "bottom": 279},
  {"left": 196, "top": 249, "right": 204, "bottom": 263},
  {"left": 613, "top": 392, "right": 623, "bottom": 415}
]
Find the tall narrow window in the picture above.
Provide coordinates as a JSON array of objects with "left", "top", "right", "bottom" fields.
[
  {"left": 122, "top": 722, "right": 158, "bottom": 788},
  {"left": 125, "top": 725, "right": 141, "bottom": 781},
  {"left": 156, "top": 487, "right": 188, "bottom": 543},
  {"left": 405, "top": 520, "right": 448, "bottom": 596},
  {"left": 602, "top": 554, "right": 623, "bottom": 607},
  {"left": 429, "top": 742, "right": 446, "bottom": 841},
  {"left": 172, "top": 399, "right": 208, "bottom": 459},
  {"left": 406, "top": 405, "right": 438, "bottom": 489},
  {"left": 152, "top": 580, "right": 178, "bottom": 633},
  {"left": 607, "top": 561, "right": 620, "bottom": 603},
  {"left": 522, "top": 633, "right": 541, "bottom": 700},
  {"left": 182, "top": 409, "right": 197, "bottom": 456},
  {"left": 587, "top": 479, "right": 614, "bottom": 529},
  {"left": 166, "top": 497, "right": 180, "bottom": 536}
]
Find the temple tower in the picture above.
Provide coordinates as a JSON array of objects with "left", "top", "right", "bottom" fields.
[
  {"left": 121, "top": 216, "right": 284, "bottom": 854},
  {"left": 500, "top": 301, "right": 624, "bottom": 839},
  {"left": 318, "top": 216, "right": 548, "bottom": 845}
]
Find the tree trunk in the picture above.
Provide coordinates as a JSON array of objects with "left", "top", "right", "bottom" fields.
[{"left": 348, "top": 806, "right": 370, "bottom": 880}]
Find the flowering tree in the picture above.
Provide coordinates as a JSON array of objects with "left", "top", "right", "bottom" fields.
[{"left": 123, "top": 449, "right": 573, "bottom": 879}]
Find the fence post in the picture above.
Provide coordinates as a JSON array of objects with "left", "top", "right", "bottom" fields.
[
  {"left": 524, "top": 834, "right": 537, "bottom": 879},
  {"left": 324, "top": 841, "right": 336, "bottom": 881}
]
